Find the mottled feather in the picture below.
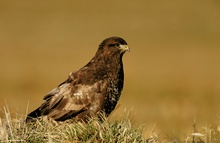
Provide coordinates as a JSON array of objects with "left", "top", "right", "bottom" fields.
[{"left": 26, "top": 37, "right": 129, "bottom": 122}]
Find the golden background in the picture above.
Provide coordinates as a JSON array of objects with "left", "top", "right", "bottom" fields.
[{"left": 1, "top": 0, "right": 220, "bottom": 137}]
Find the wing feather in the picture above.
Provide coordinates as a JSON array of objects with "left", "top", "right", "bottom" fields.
[{"left": 37, "top": 80, "right": 105, "bottom": 121}]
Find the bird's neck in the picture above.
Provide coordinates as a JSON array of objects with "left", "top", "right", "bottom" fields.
[
  {"left": 82, "top": 52, "right": 124, "bottom": 82},
  {"left": 104, "top": 52, "right": 124, "bottom": 75},
  {"left": 103, "top": 53, "right": 124, "bottom": 91},
  {"left": 94, "top": 52, "right": 123, "bottom": 74}
]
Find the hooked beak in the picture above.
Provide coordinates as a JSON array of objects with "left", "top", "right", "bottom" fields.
[{"left": 119, "top": 44, "right": 130, "bottom": 52}]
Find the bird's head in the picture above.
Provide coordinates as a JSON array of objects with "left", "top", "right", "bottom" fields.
[{"left": 98, "top": 37, "right": 130, "bottom": 55}]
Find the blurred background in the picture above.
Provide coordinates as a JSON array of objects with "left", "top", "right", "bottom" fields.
[{"left": 0, "top": 0, "right": 220, "bottom": 139}]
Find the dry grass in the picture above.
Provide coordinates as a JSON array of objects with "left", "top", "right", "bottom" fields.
[
  {"left": 1, "top": 105, "right": 220, "bottom": 142},
  {"left": 0, "top": 106, "right": 158, "bottom": 143}
]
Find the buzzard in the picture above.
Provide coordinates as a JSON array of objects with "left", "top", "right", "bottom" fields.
[{"left": 26, "top": 37, "right": 129, "bottom": 122}]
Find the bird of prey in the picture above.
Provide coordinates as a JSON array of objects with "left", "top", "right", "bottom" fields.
[{"left": 26, "top": 36, "right": 129, "bottom": 122}]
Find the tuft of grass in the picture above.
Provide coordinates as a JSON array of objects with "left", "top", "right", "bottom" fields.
[
  {"left": 183, "top": 117, "right": 220, "bottom": 143},
  {"left": 2, "top": 105, "right": 220, "bottom": 142},
  {"left": 0, "top": 106, "right": 158, "bottom": 143}
]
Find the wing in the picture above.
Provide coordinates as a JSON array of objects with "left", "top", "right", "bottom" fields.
[{"left": 37, "top": 77, "right": 106, "bottom": 121}]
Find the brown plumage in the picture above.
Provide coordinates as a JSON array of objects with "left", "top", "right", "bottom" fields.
[{"left": 26, "top": 37, "right": 129, "bottom": 122}]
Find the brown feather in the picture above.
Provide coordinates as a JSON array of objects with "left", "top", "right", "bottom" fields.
[{"left": 26, "top": 37, "right": 129, "bottom": 122}]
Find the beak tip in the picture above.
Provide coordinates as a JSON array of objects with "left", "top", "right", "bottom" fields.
[{"left": 126, "top": 47, "right": 130, "bottom": 52}]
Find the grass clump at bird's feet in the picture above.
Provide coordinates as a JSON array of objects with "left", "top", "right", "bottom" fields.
[
  {"left": 0, "top": 106, "right": 157, "bottom": 143},
  {"left": 2, "top": 105, "right": 220, "bottom": 143}
]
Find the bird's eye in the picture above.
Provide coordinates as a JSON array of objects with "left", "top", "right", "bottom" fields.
[
  {"left": 115, "top": 43, "right": 120, "bottom": 47},
  {"left": 108, "top": 43, "right": 120, "bottom": 48}
]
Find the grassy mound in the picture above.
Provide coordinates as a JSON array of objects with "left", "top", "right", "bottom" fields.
[
  {"left": 0, "top": 107, "right": 157, "bottom": 143},
  {"left": 1, "top": 105, "right": 220, "bottom": 142}
]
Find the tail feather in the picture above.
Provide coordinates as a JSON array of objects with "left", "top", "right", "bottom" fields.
[{"left": 26, "top": 107, "right": 41, "bottom": 122}]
